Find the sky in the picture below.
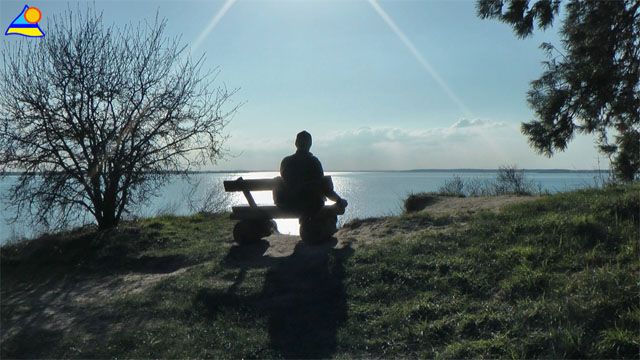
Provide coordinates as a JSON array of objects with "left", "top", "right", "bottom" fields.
[{"left": 1, "top": 0, "right": 604, "bottom": 171}]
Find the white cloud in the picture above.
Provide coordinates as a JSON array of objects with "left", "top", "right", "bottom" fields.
[
  {"left": 311, "top": 121, "right": 515, "bottom": 169},
  {"left": 213, "top": 118, "right": 601, "bottom": 171},
  {"left": 318, "top": 119, "right": 508, "bottom": 148},
  {"left": 450, "top": 118, "right": 504, "bottom": 128}
]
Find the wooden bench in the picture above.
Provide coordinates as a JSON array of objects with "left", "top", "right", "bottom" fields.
[{"left": 223, "top": 176, "right": 345, "bottom": 244}]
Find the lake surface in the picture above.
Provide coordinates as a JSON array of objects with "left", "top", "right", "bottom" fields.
[{"left": 0, "top": 170, "right": 604, "bottom": 244}]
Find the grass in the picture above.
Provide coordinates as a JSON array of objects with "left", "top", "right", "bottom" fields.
[{"left": 1, "top": 185, "right": 639, "bottom": 358}]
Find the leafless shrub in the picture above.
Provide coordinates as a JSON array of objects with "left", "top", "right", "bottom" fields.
[
  {"left": 465, "top": 177, "right": 484, "bottom": 197},
  {"left": 438, "top": 175, "right": 466, "bottom": 197},
  {"left": 154, "top": 200, "right": 181, "bottom": 217},
  {"left": 185, "top": 179, "right": 231, "bottom": 215},
  {"left": 495, "top": 165, "right": 534, "bottom": 195},
  {"left": 438, "top": 166, "right": 540, "bottom": 197}
]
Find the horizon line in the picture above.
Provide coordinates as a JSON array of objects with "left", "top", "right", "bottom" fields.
[
  {"left": 0, "top": 168, "right": 608, "bottom": 176},
  {"left": 199, "top": 168, "right": 606, "bottom": 173}
]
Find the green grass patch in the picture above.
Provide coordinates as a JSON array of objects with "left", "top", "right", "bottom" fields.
[{"left": 1, "top": 185, "right": 639, "bottom": 358}]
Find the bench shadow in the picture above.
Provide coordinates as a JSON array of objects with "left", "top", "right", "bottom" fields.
[{"left": 199, "top": 237, "right": 354, "bottom": 358}]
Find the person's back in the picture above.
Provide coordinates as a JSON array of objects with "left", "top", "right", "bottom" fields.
[
  {"left": 275, "top": 131, "right": 325, "bottom": 215},
  {"left": 274, "top": 131, "right": 347, "bottom": 217},
  {"left": 280, "top": 150, "right": 324, "bottom": 191}
]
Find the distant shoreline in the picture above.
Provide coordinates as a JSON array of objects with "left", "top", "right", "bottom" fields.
[{"left": 1, "top": 169, "right": 606, "bottom": 176}]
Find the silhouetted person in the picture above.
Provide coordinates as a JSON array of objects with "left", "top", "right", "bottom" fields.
[{"left": 274, "top": 131, "right": 347, "bottom": 218}]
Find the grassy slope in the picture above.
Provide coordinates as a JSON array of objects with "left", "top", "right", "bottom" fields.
[
  {"left": 341, "top": 185, "right": 639, "bottom": 358},
  {"left": 1, "top": 185, "right": 638, "bottom": 358}
]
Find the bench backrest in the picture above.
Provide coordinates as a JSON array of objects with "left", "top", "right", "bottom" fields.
[
  {"left": 223, "top": 176, "right": 333, "bottom": 192},
  {"left": 223, "top": 176, "right": 333, "bottom": 209},
  {"left": 223, "top": 177, "right": 280, "bottom": 192}
]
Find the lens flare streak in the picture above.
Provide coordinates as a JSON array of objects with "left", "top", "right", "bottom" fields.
[
  {"left": 191, "top": 0, "right": 238, "bottom": 54},
  {"left": 367, "top": 0, "right": 473, "bottom": 118}
]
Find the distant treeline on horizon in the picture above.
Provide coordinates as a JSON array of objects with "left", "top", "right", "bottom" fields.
[{"left": 1, "top": 169, "right": 606, "bottom": 176}]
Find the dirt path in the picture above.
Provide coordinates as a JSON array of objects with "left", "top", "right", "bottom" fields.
[
  {"left": 2, "top": 195, "right": 536, "bottom": 344},
  {"left": 265, "top": 194, "right": 537, "bottom": 255},
  {"left": 1, "top": 266, "right": 192, "bottom": 343},
  {"left": 413, "top": 194, "right": 537, "bottom": 215}
]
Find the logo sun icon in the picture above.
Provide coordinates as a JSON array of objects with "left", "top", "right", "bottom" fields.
[
  {"left": 24, "top": 7, "right": 42, "bottom": 24},
  {"left": 5, "top": 5, "right": 45, "bottom": 37}
]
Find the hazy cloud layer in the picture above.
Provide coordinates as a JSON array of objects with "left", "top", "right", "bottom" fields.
[
  {"left": 319, "top": 119, "right": 506, "bottom": 147},
  {"left": 451, "top": 118, "right": 503, "bottom": 128},
  {"left": 216, "top": 119, "right": 600, "bottom": 171}
]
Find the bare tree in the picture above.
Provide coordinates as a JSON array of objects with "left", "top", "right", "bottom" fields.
[{"left": 0, "top": 8, "right": 237, "bottom": 230}]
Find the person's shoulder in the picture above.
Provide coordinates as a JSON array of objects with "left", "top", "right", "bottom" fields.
[
  {"left": 282, "top": 153, "right": 296, "bottom": 162},
  {"left": 307, "top": 153, "right": 323, "bottom": 170},
  {"left": 281, "top": 153, "right": 298, "bottom": 169}
]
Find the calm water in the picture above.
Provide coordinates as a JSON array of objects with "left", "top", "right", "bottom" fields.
[{"left": 0, "top": 170, "right": 603, "bottom": 244}]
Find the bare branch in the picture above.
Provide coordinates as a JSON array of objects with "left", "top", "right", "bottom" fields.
[{"left": 0, "top": 6, "right": 236, "bottom": 231}]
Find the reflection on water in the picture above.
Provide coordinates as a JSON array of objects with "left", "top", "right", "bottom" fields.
[
  {"left": 223, "top": 172, "right": 333, "bottom": 236},
  {"left": 0, "top": 170, "right": 603, "bottom": 243},
  {"left": 219, "top": 172, "right": 297, "bottom": 235}
]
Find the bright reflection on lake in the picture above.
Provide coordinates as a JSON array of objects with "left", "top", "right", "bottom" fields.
[{"left": 0, "top": 170, "right": 604, "bottom": 243}]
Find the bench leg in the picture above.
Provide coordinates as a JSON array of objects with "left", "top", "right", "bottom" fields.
[
  {"left": 233, "top": 219, "right": 277, "bottom": 245},
  {"left": 299, "top": 215, "right": 337, "bottom": 245}
]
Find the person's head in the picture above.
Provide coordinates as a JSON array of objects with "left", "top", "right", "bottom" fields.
[{"left": 295, "top": 130, "right": 312, "bottom": 152}]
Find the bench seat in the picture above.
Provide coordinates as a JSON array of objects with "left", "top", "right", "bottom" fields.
[{"left": 230, "top": 204, "right": 345, "bottom": 220}]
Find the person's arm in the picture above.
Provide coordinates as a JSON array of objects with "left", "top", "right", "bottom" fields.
[
  {"left": 313, "top": 156, "right": 348, "bottom": 208},
  {"left": 312, "top": 156, "right": 324, "bottom": 178},
  {"left": 281, "top": 156, "right": 299, "bottom": 189},
  {"left": 318, "top": 163, "right": 347, "bottom": 209},
  {"left": 325, "top": 188, "right": 340, "bottom": 202},
  {"left": 280, "top": 157, "right": 288, "bottom": 179}
]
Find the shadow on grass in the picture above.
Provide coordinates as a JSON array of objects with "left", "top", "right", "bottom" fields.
[
  {"left": 1, "top": 227, "right": 199, "bottom": 358},
  {"left": 1, "top": 328, "right": 64, "bottom": 358},
  {"left": 196, "top": 238, "right": 354, "bottom": 359}
]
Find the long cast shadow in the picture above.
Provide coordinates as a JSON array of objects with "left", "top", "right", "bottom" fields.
[
  {"left": 262, "top": 240, "right": 353, "bottom": 358},
  {"left": 199, "top": 238, "right": 354, "bottom": 358}
]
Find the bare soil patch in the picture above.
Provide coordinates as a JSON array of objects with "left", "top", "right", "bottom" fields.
[
  {"left": 1, "top": 259, "right": 194, "bottom": 343},
  {"left": 2, "top": 195, "right": 536, "bottom": 348},
  {"left": 416, "top": 194, "right": 537, "bottom": 215},
  {"left": 335, "top": 194, "right": 536, "bottom": 248},
  {"left": 266, "top": 195, "right": 537, "bottom": 252}
]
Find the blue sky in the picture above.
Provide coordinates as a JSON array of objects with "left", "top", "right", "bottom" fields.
[{"left": 1, "top": 0, "right": 603, "bottom": 170}]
